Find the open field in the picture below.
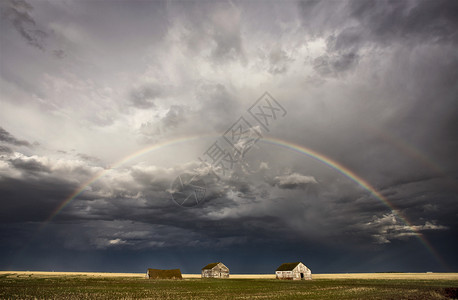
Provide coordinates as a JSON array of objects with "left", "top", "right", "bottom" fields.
[
  {"left": 1, "top": 272, "right": 457, "bottom": 299},
  {"left": 313, "top": 273, "right": 458, "bottom": 280},
  {"left": 2, "top": 271, "right": 457, "bottom": 280}
]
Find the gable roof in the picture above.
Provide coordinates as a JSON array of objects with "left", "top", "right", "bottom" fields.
[
  {"left": 202, "top": 262, "right": 220, "bottom": 270},
  {"left": 276, "top": 262, "right": 301, "bottom": 271}
]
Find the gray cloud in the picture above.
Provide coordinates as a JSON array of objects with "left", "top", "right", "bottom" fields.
[
  {"left": 364, "top": 213, "right": 448, "bottom": 244},
  {"left": 129, "top": 84, "right": 162, "bottom": 109},
  {"left": 273, "top": 173, "right": 318, "bottom": 189},
  {"left": 162, "top": 105, "right": 186, "bottom": 128},
  {"left": 173, "top": 1, "right": 245, "bottom": 63},
  {"left": 0, "top": 145, "right": 13, "bottom": 154},
  {"left": 301, "top": 0, "right": 458, "bottom": 80},
  {"left": 9, "top": 156, "right": 50, "bottom": 173},
  {"left": 138, "top": 105, "right": 188, "bottom": 140},
  {"left": 313, "top": 52, "right": 359, "bottom": 76},
  {"left": 196, "top": 83, "right": 240, "bottom": 131},
  {"left": 347, "top": 0, "right": 458, "bottom": 45},
  {"left": 0, "top": 0, "right": 47, "bottom": 50},
  {"left": 0, "top": 127, "right": 31, "bottom": 147},
  {"left": 52, "top": 49, "right": 65, "bottom": 59},
  {"left": 300, "top": 0, "right": 458, "bottom": 48},
  {"left": 268, "top": 47, "right": 294, "bottom": 74},
  {"left": 138, "top": 82, "right": 241, "bottom": 143},
  {"left": 77, "top": 153, "right": 100, "bottom": 164}
]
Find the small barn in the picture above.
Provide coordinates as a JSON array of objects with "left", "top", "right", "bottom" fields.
[
  {"left": 147, "top": 268, "right": 182, "bottom": 279},
  {"left": 275, "top": 262, "right": 311, "bottom": 280},
  {"left": 201, "top": 262, "right": 229, "bottom": 278}
]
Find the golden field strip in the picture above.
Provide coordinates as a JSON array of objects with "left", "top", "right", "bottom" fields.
[
  {"left": 2, "top": 271, "right": 457, "bottom": 299},
  {"left": 1, "top": 271, "right": 457, "bottom": 280}
]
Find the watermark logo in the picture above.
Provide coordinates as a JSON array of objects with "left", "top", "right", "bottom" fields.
[
  {"left": 170, "top": 173, "right": 206, "bottom": 207},
  {"left": 223, "top": 117, "right": 262, "bottom": 155},
  {"left": 248, "top": 92, "right": 287, "bottom": 132},
  {"left": 170, "top": 92, "right": 286, "bottom": 207}
]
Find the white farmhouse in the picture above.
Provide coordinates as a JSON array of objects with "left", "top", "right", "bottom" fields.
[
  {"left": 275, "top": 262, "right": 312, "bottom": 280},
  {"left": 201, "top": 262, "right": 230, "bottom": 278}
]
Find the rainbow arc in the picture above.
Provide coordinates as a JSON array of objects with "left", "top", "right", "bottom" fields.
[{"left": 41, "top": 135, "right": 448, "bottom": 269}]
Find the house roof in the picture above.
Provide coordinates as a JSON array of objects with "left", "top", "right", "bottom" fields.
[
  {"left": 276, "top": 262, "right": 301, "bottom": 271},
  {"left": 202, "top": 262, "right": 220, "bottom": 270}
]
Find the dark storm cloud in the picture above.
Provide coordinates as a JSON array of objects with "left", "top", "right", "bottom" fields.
[
  {"left": 1, "top": 0, "right": 457, "bottom": 273},
  {"left": 0, "top": 175, "right": 78, "bottom": 223},
  {"left": 346, "top": 0, "right": 458, "bottom": 45},
  {"left": 0, "top": 0, "right": 47, "bottom": 50},
  {"left": 0, "top": 145, "right": 13, "bottom": 154},
  {"left": 52, "top": 220, "right": 207, "bottom": 250},
  {"left": 0, "top": 127, "right": 31, "bottom": 147},
  {"left": 0, "top": 157, "right": 303, "bottom": 250},
  {"left": 300, "top": 0, "right": 458, "bottom": 47},
  {"left": 301, "top": 0, "right": 458, "bottom": 79},
  {"left": 0, "top": 146, "right": 455, "bottom": 269},
  {"left": 9, "top": 156, "right": 50, "bottom": 173},
  {"left": 58, "top": 199, "right": 290, "bottom": 250},
  {"left": 0, "top": 150, "right": 108, "bottom": 223},
  {"left": 81, "top": 164, "right": 373, "bottom": 248}
]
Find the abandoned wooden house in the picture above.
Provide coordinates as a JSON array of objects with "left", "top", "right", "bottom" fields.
[
  {"left": 275, "top": 262, "right": 312, "bottom": 280},
  {"left": 201, "top": 262, "right": 230, "bottom": 278},
  {"left": 146, "top": 268, "right": 182, "bottom": 279}
]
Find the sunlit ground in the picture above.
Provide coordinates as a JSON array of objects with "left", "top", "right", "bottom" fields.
[
  {"left": 1, "top": 271, "right": 457, "bottom": 299},
  {"left": 2, "top": 271, "right": 457, "bottom": 280}
]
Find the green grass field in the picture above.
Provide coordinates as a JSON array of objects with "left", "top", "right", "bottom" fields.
[{"left": 1, "top": 272, "right": 457, "bottom": 299}]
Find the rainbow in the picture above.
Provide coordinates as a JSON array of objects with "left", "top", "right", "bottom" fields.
[
  {"left": 262, "top": 138, "right": 448, "bottom": 269},
  {"left": 41, "top": 135, "right": 448, "bottom": 269},
  {"left": 366, "top": 126, "right": 446, "bottom": 177},
  {"left": 42, "top": 135, "right": 215, "bottom": 225}
]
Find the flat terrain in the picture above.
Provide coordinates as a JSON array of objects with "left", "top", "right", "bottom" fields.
[{"left": 0, "top": 272, "right": 457, "bottom": 299}]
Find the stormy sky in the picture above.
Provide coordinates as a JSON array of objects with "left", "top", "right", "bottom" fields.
[{"left": 0, "top": 0, "right": 457, "bottom": 273}]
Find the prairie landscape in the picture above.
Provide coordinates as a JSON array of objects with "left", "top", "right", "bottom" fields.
[
  {"left": 1, "top": 271, "right": 457, "bottom": 299},
  {"left": 1, "top": 1, "right": 457, "bottom": 299}
]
